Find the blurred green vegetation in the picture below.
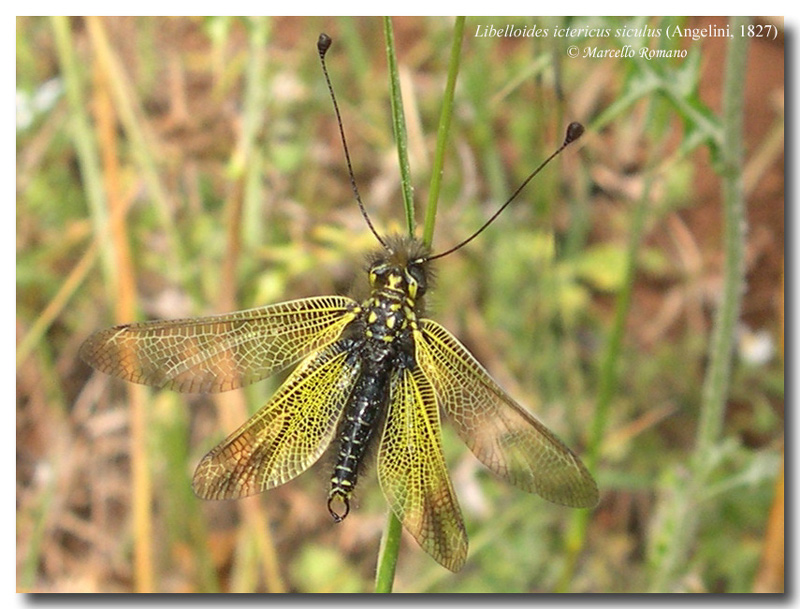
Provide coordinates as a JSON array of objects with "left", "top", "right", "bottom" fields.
[{"left": 17, "top": 16, "right": 784, "bottom": 592}]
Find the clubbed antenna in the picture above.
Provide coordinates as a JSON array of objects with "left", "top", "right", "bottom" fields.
[
  {"left": 425, "top": 122, "right": 584, "bottom": 262},
  {"left": 317, "top": 33, "right": 388, "bottom": 249}
]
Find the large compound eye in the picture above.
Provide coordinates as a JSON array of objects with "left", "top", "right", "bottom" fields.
[
  {"left": 406, "top": 263, "right": 427, "bottom": 297},
  {"left": 369, "top": 262, "right": 396, "bottom": 289}
]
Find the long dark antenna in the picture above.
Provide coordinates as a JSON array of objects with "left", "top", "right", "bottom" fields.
[
  {"left": 425, "top": 122, "right": 584, "bottom": 262},
  {"left": 317, "top": 33, "right": 388, "bottom": 249}
]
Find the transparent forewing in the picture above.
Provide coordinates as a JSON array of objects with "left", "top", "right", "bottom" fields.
[
  {"left": 193, "top": 340, "right": 360, "bottom": 499},
  {"left": 79, "top": 296, "right": 357, "bottom": 393},
  {"left": 417, "top": 320, "right": 599, "bottom": 508},
  {"left": 378, "top": 364, "right": 467, "bottom": 572}
]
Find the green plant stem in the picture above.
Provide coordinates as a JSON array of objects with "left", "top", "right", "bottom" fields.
[
  {"left": 374, "top": 18, "right": 466, "bottom": 591},
  {"left": 649, "top": 16, "right": 749, "bottom": 591},
  {"left": 422, "top": 16, "right": 465, "bottom": 248},
  {"left": 374, "top": 19, "right": 408, "bottom": 592},
  {"left": 375, "top": 509, "right": 404, "bottom": 592},
  {"left": 696, "top": 27, "right": 748, "bottom": 460},
  {"left": 383, "top": 17, "right": 415, "bottom": 237}
]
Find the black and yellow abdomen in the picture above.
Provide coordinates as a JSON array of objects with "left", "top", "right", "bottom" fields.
[{"left": 327, "top": 350, "right": 393, "bottom": 521}]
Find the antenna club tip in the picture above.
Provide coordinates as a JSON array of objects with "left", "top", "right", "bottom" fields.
[
  {"left": 565, "top": 122, "right": 584, "bottom": 145},
  {"left": 318, "top": 33, "right": 332, "bottom": 56}
]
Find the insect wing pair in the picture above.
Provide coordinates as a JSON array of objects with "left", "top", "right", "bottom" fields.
[{"left": 80, "top": 236, "right": 598, "bottom": 572}]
